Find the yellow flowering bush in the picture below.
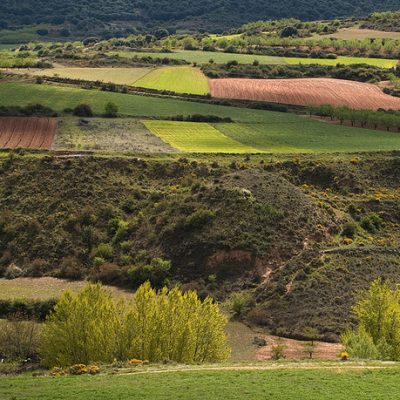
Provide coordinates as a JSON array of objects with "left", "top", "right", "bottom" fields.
[
  {"left": 128, "top": 358, "right": 143, "bottom": 364},
  {"left": 341, "top": 352, "right": 349, "bottom": 360},
  {"left": 343, "top": 238, "right": 353, "bottom": 245},
  {"left": 67, "top": 364, "right": 87, "bottom": 375},
  {"left": 50, "top": 367, "right": 68, "bottom": 376},
  {"left": 88, "top": 365, "right": 100, "bottom": 375}
]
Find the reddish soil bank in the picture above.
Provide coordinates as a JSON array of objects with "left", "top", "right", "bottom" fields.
[
  {"left": 209, "top": 77, "right": 400, "bottom": 110},
  {"left": 0, "top": 117, "right": 57, "bottom": 149}
]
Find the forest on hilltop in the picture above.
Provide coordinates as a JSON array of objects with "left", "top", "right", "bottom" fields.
[{"left": 1, "top": 0, "right": 400, "bottom": 33}]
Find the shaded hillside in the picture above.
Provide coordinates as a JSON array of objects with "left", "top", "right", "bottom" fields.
[
  {"left": 2, "top": 152, "right": 400, "bottom": 339},
  {"left": 1, "top": 0, "right": 399, "bottom": 33}
]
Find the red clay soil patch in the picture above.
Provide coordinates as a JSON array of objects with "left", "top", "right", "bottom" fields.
[
  {"left": 209, "top": 78, "right": 400, "bottom": 110},
  {"left": 256, "top": 335, "right": 342, "bottom": 361},
  {"left": 0, "top": 117, "right": 57, "bottom": 149}
]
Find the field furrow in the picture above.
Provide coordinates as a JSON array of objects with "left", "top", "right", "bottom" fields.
[
  {"left": 19, "top": 118, "right": 39, "bottom": 147},
  {"left": 0, "top": 117, "right": 15, "bottom": 147},
  {"left": 40, "top": 118, "right": 57, "bottom": 148},
  {"left": 6, "top": 118, "right": 28, "bottom": 147}
]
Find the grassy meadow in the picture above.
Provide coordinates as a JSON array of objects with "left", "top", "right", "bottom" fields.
[
  {"left": 2, "top": 364, "right": 400, "bottom": 399},
  {"left": 133, "top": 66, "right": 210, "bottom": 95},
  {"left": 0, "top": 277, "right": 134, "bottom": 301},
  {"left": 143, "top": 120, "right": 259, "bottom": 153}
]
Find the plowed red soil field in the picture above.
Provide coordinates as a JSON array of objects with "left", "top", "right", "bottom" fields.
[
  {"left": 209, "top": 77, "right": 400, "bottom": 110},
  {"left": 0, "top": 117, "right": 57, "bottom": 149}
]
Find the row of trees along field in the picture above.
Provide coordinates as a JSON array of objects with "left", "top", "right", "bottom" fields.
[
  {"left": 0, "top": 282, "right": 230, "bottom": 367},
  {"left": 307, "top": 104, "right": 400, "bottom": 131}
]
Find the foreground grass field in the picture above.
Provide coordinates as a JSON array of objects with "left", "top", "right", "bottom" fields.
[
  {"left": 133, "top": 67, "right": 210, "bottom": 95},
  {"left": 1, "top": 363, "right": 400, "bottom": 400},
  {"left": 143, "top": 120, "right": 259, "bottom": 153}
]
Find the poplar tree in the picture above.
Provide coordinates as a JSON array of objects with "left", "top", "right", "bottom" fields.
[
  {"left": 40, "top": 282, "right": 124, "bottom": 367},
  {"left": 40, "top": 281, "right": 230, "bottom": 366}
]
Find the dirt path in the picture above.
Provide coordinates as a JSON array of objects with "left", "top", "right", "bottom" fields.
[{"left": 123, "top": 364, "right": 389, "bottom": 376}]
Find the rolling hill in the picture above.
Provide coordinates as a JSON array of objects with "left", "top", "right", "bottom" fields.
[{"left": 1, "top": 0, "right": 400, "bottom": 33}]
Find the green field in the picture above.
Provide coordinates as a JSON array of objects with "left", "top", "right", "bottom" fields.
[
  {"left": 12, "top": 67, "right": 153, "bottom": 85},
  {"left": 116, "top": 50, "right": 286, "bottom": 65},
  {"left": 2, "top": 82, "right": 400, "bottom": 153},
  {"left": 2, "top": 364, "right": 400, "bottom": 400},
  {"left": 216, "top": 119, "right": 400, "bottom": 153},
  {"left": 143, "top": 120, "right": 259, "bottom": 153},
  {"left": 116, "top": 50, "right": 398, "bottom": 68},
  {"left": 284, "top": 56, "right": 398, "bottom": 68},
  {"left": 133, "top": 66, "right": 210, "bottom": 95}
]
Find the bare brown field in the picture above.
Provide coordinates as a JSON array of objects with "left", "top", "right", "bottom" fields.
[
  {"left": 209, "top": 78, "right": 400, "bottom": 110},
  {"left": 0, "top": 117, "right": 57, "bottom": 148}
]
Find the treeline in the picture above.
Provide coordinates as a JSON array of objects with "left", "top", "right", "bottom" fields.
[
  {"left": 201, "top": 61, "right": 393, "bottom": 83},
  {"left": 1, "top": 0, "right": 399, "bottom": 35},
  {"left": 360, "top": 10, "right": 400, "bottom": 32},
  {"left": 308, "top": 104, "right": 400, "bottom": 131},
  {"left": 0, "top": 298, "right": 57, "bottom": 320},
  {"left": 0, "top": 104, "right": 58, "bottom": 117}
]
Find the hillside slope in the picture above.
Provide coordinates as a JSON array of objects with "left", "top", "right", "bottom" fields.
[
  {"left": 1, "top": 0, "right": 399, "bottom": 33},
  {"left": 1, "top": 153, "right": 400, "bottom": 339}
]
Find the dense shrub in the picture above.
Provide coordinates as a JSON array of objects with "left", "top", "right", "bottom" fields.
[{"left": 73, "top": 103, "right": 93, "bottom": 117}]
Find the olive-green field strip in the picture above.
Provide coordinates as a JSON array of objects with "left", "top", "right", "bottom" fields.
[
  {"left": 11, "top": 67, "right": 153, "bottom": 85},
  {"left": 133, "top": 66, "right": 210, "bottom": 95}
]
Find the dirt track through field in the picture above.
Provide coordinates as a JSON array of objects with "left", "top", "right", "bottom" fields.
[
  {"left": 209, "top": 78, "right": 400, "bottom": 110},
  {"left": 0, "top": 117, "right": 57, "bottom": 149}
]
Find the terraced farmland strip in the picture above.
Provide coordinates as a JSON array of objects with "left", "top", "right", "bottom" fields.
[
  {"left": 143, "top": 120, "right": 260, "bottom": 153},
  {"left": 0, "top": 117, "right": 15, "bottom": 147}
]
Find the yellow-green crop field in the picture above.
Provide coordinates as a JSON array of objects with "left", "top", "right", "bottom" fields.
[
  {"left": 11, "top": 67, "right": 153, "bottom": 85},
  {"left": 133, "top": 66, "right": 210, "bottom": 95},
  {"left": 142, "top": 120, "right": 260, "bottom": 153},
  {"left": 284, "top": 56, "right": 398, "bottom": 68}
]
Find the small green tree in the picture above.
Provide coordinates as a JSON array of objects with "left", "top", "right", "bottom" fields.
[
  {"left": 302, "top": 327, "right": 319, "bottom": 359},
  {"left": 104, "top": 101, "right": 118, "bottom": 118}
]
